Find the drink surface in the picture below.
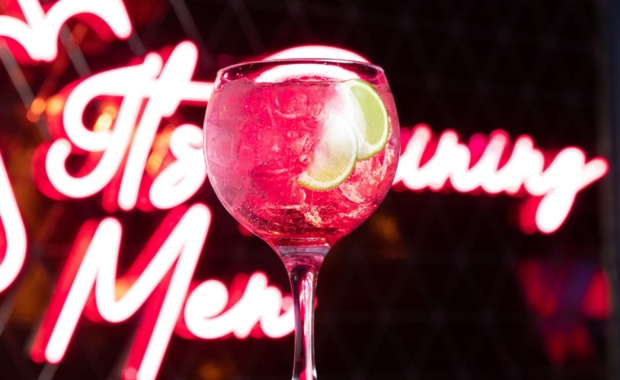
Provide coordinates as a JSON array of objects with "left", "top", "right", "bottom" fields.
[{"left": 205, "top": 76, "right": 399, "bottom": 247}]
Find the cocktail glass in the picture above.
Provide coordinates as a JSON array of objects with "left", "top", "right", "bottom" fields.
[{"left": 203, "top": 59, "right": 399, "bottom": 379}]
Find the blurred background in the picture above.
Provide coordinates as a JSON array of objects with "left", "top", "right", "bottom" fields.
[{"left": 0, "top": 0, "right": 616, "bottom": 379}]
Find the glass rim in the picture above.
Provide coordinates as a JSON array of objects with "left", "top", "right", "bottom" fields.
[{"left": 216, "top": 58, "right": 385, "bottom": 76}]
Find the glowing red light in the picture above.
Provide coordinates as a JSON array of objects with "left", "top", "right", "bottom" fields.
[
  {"left": 581, "top": 269, "right": 611, "bottom": 320},
  {"left": 515, "top": 260, "right": 609, "bottom": 365}
]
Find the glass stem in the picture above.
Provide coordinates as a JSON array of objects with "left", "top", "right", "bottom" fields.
[{"left": 278, "top": 246, "right": 328, "bottom": 380}]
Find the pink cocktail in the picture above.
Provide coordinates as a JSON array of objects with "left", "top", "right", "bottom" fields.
[{"left": 204, "top": 60, "right": 399, "bottom": 379}]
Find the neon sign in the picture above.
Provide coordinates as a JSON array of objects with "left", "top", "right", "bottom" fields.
[
  {"left": 0, "top": 0, "right": 131, "bottom": 62},
  {"left": 0, "top": 1, "right": 610, "bottom": 379},
  {"left": 28, "top": 204, "right": 290, "bottom": 379},
  {"left": 33, "top": 40, "right": 609, "bottom": 234},
  {"left": 394, "top": 125, "right": 608, "bottom": 234},
  {"left": 0, "top": 152, "right": 27, "bottom": 293},
  {"left": 36, "top": 41, "right": 211, "bottom": 212}
]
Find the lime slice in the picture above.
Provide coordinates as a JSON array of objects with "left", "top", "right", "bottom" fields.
[
  {"left": 339, "top": 79, "right": 389, "bottom": 160},
  {"left": 297, "top": 115, "right": 358, "bottom": 190}
]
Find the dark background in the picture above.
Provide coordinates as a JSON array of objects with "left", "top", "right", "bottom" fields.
[{"left": 0, "top": 0, "right": 613, "bottom": 379}]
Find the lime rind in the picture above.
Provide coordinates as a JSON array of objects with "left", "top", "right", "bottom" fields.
[
  {"left": 340, "top": 79, "right": 389, "bottom": 160},
  {"left": 296, "top": 79, "right": 389, "bottom": 190},
  {"left": 297, "top": 115, "right": 358, "bottom": 190}
]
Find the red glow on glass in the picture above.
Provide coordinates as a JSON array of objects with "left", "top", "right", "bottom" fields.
[
  {"left": 238, "top": 223, "right": 254, "bottom": 237},
  {"left": 394, "top": 124, "right": 608, "bottom": 233}
]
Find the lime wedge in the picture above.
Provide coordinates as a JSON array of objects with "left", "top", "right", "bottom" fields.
[
  {"left": 297, "top": 115, "right": 358, "bottom": 190},
  {"left": 339, "top": 79, "right": 389, "bottom": 160}
]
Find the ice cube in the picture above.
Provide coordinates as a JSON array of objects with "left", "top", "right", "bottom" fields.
[
  {"left": 304, "top": 207, "right": 323, "bottom": 227},
  {"left": 338, "top": 159, "right": 384, "bottom": 204},
  {"left": 207, "top": 125, "right": 238, "bottom": 166},
  {"left": 339, "top": 182, "right": 365, "bottom": 204},
  {"left": 274, "top": 88, "right": 308, "bottom": 118},
  {"left": 288, "top": 181, "right": 308, "bottom": 204}
]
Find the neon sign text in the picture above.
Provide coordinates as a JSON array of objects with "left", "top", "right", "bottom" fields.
[
  {"left": 184, "top": 272, "right": 294, "bottom": 339},
  {"left": 38, "top": 41, "right": 210, "bottom": 212},
  {"left": 0, "top": 153, "right": 27, "bottom": 292},
  {"left": 394, "top": 125, "right": 608, "bottom": 233},
  {"left": 0, "top": 0, "right": 131, "bottom": 62},
  {"left": 29, "top": 204, "right": 294, "bottom": 380},
  {"left": 31, "top": 204, "right": 211, "bottom": 379}
]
